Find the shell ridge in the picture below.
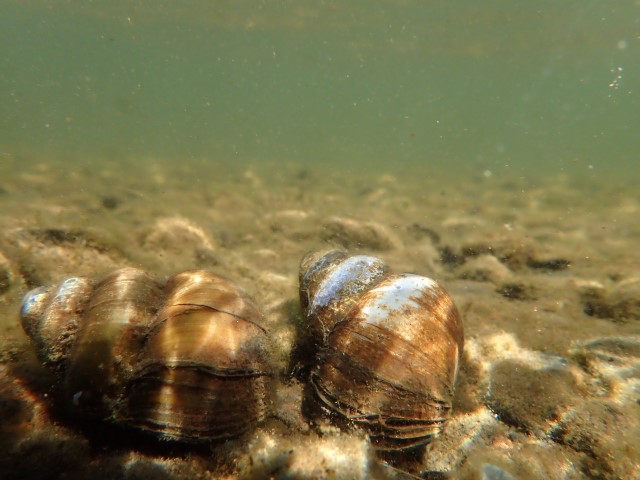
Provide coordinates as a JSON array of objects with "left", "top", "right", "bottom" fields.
[
  {"left": 328, "top": 323, "right": 456, "bottom": 397},
  {"left": 133, "top": 362, "right": 274, "bottom": 379},
  {"left": 311, "top": 371, "right": 443, "bottom": 449},
  {"left": 146, "top": 304, "right": 268, "bottom": 343},
  {"left": 318, "top": 347, "right": 452, "bottom": 408}
]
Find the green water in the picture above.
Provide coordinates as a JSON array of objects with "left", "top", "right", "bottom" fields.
[{"left": 1, "top": 1, "right": 638, "bottom": 177}]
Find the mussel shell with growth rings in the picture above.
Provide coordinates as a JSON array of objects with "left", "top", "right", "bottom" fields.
[
  {"left": 20, "top": 267, "right": 273, "bottom": 442},
  {"left": 299, "top": 250, "right": 464, "bottom": 450}
]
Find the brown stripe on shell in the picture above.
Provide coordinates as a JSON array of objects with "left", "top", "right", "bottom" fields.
[
  {"left": 122, "top": 368, "right": 270, "bottom": 441},
  {"left": 19, "top": 267, "right": 274, "bottom": 443},
  {"left": 299, "top": 252, "right": 464, "bottom": 450},
  {"left": 64, "top": 268, "right": 163, "bottom": 418},
  {"left": 118, "top": 270, "right": 272, "bottom": 441}
]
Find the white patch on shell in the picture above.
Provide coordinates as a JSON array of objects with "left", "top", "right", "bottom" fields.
[
  {"left": 359, "top": 274, "right": 439, "bottom": 325},
  {"left": 312, "top": 255, "right": 384, "bottom": 309},
  {"left": 20, "top": 286, "right": 51, "bottom": 318},
  {"left": 54, "top": 277, "right": 84, "bottom": 303}
]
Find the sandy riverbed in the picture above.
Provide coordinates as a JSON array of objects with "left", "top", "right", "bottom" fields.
[{"left": 0, "top": 156, "right": 639, "bottom": 479}]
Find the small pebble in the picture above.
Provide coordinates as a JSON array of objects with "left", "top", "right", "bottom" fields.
[
  {"left": 100, "top": 195, "right": 120, "bottom": 210},
  {"left": 321, "top": 216, "right": 400, "bottom": 251}
]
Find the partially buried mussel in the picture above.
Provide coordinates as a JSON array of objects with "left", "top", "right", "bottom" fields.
[
  {"left": 299, "top": 250, "right": 464, "bottom": 450},
  {"left": 20, "top": 267, "right": 273, "bottom": 442}
]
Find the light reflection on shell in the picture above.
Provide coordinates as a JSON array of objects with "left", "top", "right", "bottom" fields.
[
  {"left": 19, "top": 267, "right": 273, "bottom": 442},
  {"left": 299, "top": 250, "right": 464, "bottom": 450}
]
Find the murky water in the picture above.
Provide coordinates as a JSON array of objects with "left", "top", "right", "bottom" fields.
[{"left": 2, "top": 1, "right": 638, "bottom": 176}]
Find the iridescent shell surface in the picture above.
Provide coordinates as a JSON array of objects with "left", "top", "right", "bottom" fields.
[
  {"left": 20, "top": 267, "right": 273, "bottom": 442},
  {"left": 299, "top": 250, "right": 388, "bottom": 343},
  {"left": 299, "top": 250, "right": 464, "bottom": 450}
]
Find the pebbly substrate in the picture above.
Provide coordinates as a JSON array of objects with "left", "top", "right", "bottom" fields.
[{"left": 0, "top": 156, "right": 639, "bottom": 479}]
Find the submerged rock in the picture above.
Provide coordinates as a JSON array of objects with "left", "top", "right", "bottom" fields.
[
  {"left": 0, "top": 251, "right": 19, "bottom": 296},
  {"left": 139, "top": 216, "right": 220, "bottom": 270},
  {"left": 320, "top": 216, "right": 401, "bottom": 251},
  {"left": 1, "top": 228, "right": 123, "bottom": 286},
  {"left": 457, "top": 254, "right": 513, "bottom": 284},
  {"left": 577, "top": 277, "right": 640, "bottom": 322},
  {"left": 551, "top": 400, "right": 640, "bottom": 479},
  {"left": 238, "top": 431, "right": 373, "bottom": 480},
  {"left": 486, "top": 359, "right": 586, "bottom": 436}
]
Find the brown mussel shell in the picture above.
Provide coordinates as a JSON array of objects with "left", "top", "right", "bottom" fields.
[
  {"left": 299, "top": 250, "right": 464, "bottom": 450},
  {"left": 20, "top": 267, "right": 273, "bottom": 442}
]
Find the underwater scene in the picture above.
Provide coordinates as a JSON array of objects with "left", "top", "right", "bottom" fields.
[{"left": 1, "top": 1, "right": 639, "bottom": 479}]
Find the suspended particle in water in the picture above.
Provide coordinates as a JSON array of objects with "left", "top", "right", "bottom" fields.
[{"left": 608, "top": 66, "right": 623, "bottom": 90}]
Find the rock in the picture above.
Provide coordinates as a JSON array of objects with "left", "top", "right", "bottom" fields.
[
  {"left": 456, "top": 442, "right": 582, "bottom": 480},
  {"left": 578, "top": 277, "right": 640, "bottom": 321},
  {"left": 141, "top": 216, "right": 215, "bottom": 253},
  {"left": 425, "top": 408, "right": 506, "bottom": 474},
  {"left": 265, "top": 209, "right": 316, "bottom": 242},
  {"left": 320, "top": 216, "right": 401, "bottom": 251},
  {"left": 270, "top": 380, "right": 309, "bottom": 434},
  {"left": 551, "top": 400, "right": 640, "bottom": 479},
  {"left": 406, "top": 223, "right": 441, "bottom": 244},
  {"left": 526, "top": 257, "right": 571, "bottom": 271},
  {"left": 0, "top": 362, "right": 91, "bottom": 478},
  {"left": 439, "top": 245, "right": 465, "bottom": 267},
  {"left": 460, "top": 233, "right": 537, "bottom": 270},
  {"left": 464, "top": 331, "right": 577, "bottom": 374},
  {"left": 497, "top": 282, "right": 536, "bottom": 301},
  {"left": 100, "top": 195, "right": 120, "bottom": 210},
  {"left": 139, "top": 216, "right": 219, "bottom": 271},
  {"left": 0, "top": 365, "right": 37, "bottom": 448},
  {"left": 486, "top": 359, "right": 586, "bottom": 436},
  {"left": 238, "top": 431, "right": 373, "bottom": 479},
  {"left": 395, "top": 243, "right": 443, "bottom": 276},
  {"left": 2, "top": 228, "right": 123, "bottom": 286},
  {"left": 480, "top": 463, "right": 516, "bottom": 480},
  {"left": 570, "top": 336, "right": 640, "bottom": 402},
  {"left": 0, "top": 251, "right": 19, "bottom": 296},
  {"left": 458, "top": 232, "right": 570, "bottom": 271},
  {"left": 457, "top": 255, "right": 513, "bottom": 284}
]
